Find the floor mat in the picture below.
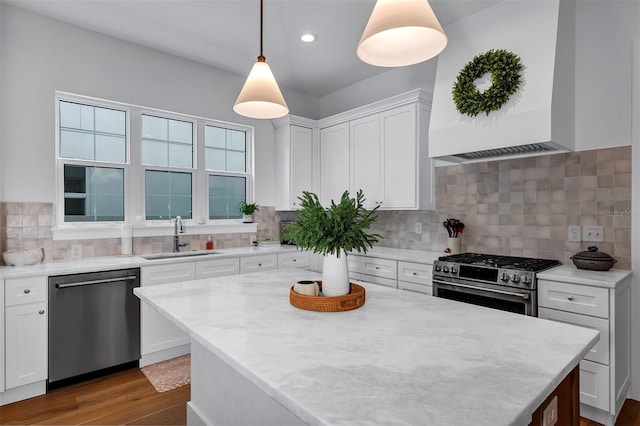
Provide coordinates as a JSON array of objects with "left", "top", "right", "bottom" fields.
[{"left": 141, "top": 354, "right": 191, "bottom": 393}]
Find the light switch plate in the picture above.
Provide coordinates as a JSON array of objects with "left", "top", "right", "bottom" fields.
[
  {"left": 582, "top": 226, "right": 604, "bottom": 242},
  {"left": 567, "top": 226, "right": 581, "bottom": 242},
  {"left": 71, "top": 244, "right": 82, "bottom": 259},
  {"left": 415, "top": 223, "right": 422, "bottom": 234}
]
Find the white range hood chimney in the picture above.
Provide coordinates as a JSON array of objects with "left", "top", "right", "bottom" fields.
[{"left": 429, "top": 0, "right": 575, "bottom": 163}]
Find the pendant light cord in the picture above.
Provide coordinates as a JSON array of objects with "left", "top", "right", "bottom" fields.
[{"left": 258, "top": 0, "right": 265, "bottom": 62}]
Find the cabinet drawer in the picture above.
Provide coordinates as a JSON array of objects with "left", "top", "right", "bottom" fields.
[
  {"left": 350, "top": 272, "right": 397, "bottom": 288},
  {"left": 277, "top": 252, "right": 310, "bottom": 269},
  {"left": 349, "top": 256, "right": 397, "bottom": 280},
  {"left": 580, "top": 359, "right": 610, "bottom": 412},
  {"left": 398, "top": 261, "right": 432, "bottom": 286},
  {"left": 538, "top": 280, "right": 609, "bottom": 318},
  {"left": 539, "top": 307, "right": 609, "bottom": 365},
  {"left": 6, "top": 276, "right": 47, "bottom": 306},
  {"left": 398, "top": 280, "right": 432, "bottom": 296},
  {"left": 142, "top": 262, "right": 196, "bottom": 286},
  {"left": 240, "top": 255, "right": 277, "bottom": 274},
  {"left": 196, "top": 258, "right": 240, "bottom": 279}
]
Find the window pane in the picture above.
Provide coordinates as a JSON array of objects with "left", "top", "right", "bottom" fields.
[
  {"left": 145, "top": 170, "right": 192, "bottom": 220},
  {"left": 96, "top": 135, "right": 126, "bottom": 163},
  {"left": 141, "top": 115, "right": 168, "bottom": 140},
  {"left": 169, "top": 144, "right": 192, "bottom": 168},
  {"left": 228, "top": 130, "right": 246, "bottom": 151},
  {"left": 63, "top": 165, "right": 124, "bottom": 222},
  {"left": 227, "top": 151, "right": 246, "bottom": 173},
  {"left": 60, "top": 130, "right": 94, "bottom": 160},
  {"left": 141, "top": 139, "right": 169, "bottom": 166},
  {"left": 169, "top": 120, "right": 193, "bottom": 144},
  {"left": 209, "top": 175, "right": 245, "bottom": 219},
  {"left": 205, "top": 126, "right": 226, "bottom": 148},
  {"left": 59, "top": 100, "right": 126, "bottom": 163},
  {"left": 95, "top": 108, "right": 125, "bottom": 134},
  {"left": 205, "top": 147, "right": 226, "bottom": 171}
]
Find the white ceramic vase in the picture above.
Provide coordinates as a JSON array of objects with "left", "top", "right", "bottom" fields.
[
  {"left": 322, "top": 250, "right": 350, "bottom": 296},
  {"left": 242, "top": 214, "right": 253, "bottom": 223}
]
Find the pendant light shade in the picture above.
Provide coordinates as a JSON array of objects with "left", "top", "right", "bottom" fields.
[
  {"left": 233, "top": 0, "right": 289, "bottom": 119},
  {"left": 357, "top": 0, "right": 447, "bottom": 67}
]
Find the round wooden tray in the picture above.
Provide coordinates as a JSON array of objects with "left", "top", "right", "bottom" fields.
[{"left": 289, "top": 280, "right": 366, "bottom": 312}]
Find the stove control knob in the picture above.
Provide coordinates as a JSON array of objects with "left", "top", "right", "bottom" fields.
[
  {"left": 521, "top": 275, "right": 531, "bottom": 285},
  {"left": 511, "top": 274, "right": 520, "bottom": 283},
  {"left": 442, "top": 265, "right": 450, "bottom": 273},
  {"left": 450, "top": 266, "right": 458, "bottom": 274},
  {"left": 500, "top": 272, "right": 509, "bottom": 282},
  {"left": 434, "top": 264, "right": 441, "bottom": 272}
]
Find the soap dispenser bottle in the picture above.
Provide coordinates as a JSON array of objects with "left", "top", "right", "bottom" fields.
[{"left": 206, "top": 235, "right": 214, "bottom": 250}]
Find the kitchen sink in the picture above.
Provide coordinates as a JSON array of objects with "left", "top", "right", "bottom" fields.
[{"left": 141, "top": 250, "right": 222, "bottom": 260}]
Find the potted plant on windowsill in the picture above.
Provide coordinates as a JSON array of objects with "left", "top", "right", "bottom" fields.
[
  {"left": 284, "top": 190, "right": 381, "bottom": 296},
  {"left": 240, "top": 201, "right": 259, "bottom": 223}
]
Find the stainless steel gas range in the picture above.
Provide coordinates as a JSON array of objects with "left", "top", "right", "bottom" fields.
[{"left": 432, "top": 253, "right": 561, "bottom": 316}]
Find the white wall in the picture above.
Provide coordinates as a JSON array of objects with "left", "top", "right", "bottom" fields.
[{"left": 0, "top": 4, "right": 318, "bottom": 206}]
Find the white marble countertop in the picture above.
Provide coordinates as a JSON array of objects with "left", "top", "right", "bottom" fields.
[
  {"left": 135, "top": 268, "right": 599, "bottom": 426},
  {"left": 538, "top": 265, "right": 632, "bottom": 289}
]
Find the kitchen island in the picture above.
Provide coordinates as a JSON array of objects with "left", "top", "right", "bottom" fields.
[{"left": 134, "top": 268, "right": 599, "bottom": 426}]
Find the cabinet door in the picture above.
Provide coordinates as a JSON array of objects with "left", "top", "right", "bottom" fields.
[
  {"left": 0, "top": 279, "right": 4, "bottom": 393},
  {"left": 240, "top": 255, "right": 278, "bottom": 274},
  {"left": 290, "top": 126, "right": 314, "bottom": 209},
  {"left": 398, "top": 281, "right": 433, "bottom": 296},
  {"left": 196, "top": 257, "right": 240, "bottom": 279},
  {"left": 5, "top": 302, "right": 47, "bottom": 389},
  {"left": 277, "top": 252, "right": 310, "bottom": 269},
  {"left": 320, "top": 123, "right": 350, "bottom": 206},
  {"left": 141, "top": 263, "right": 195, "bottom": 355},
  {"left": 380, "top": 104, "right": 418, "bottom": 209},
  {"left": 350, "top": 115, "right": 381, "bottom": 208}
]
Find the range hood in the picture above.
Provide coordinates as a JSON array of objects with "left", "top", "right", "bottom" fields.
[{"left": 429, "top": 0, "right": 575, "bottom": 163}]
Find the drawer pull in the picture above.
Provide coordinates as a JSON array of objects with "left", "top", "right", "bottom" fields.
[
  {"left": 293, "top": 259, "right": 297, "bottom": 262},
  {"left": 258, "top": 263, "right": 262, "bottom": 267},
  {"left": 375, "top": 266, "right": 380, "bottom": 270},
  {"left": 412, "top": 272, "right": 418, "bottom": 276},
  {"left": 567, "top": 296, "right": 575, "bottom": 301},
  {"left": 39, "top": 310, "right": 45, "bottom": 315},
  {"left": 24, "top": 289, "right": 31, "bottom": 294}
]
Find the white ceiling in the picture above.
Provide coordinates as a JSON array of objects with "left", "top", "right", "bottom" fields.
[{"left": 4, "top": 0, "right": 500, "bottom": 97}]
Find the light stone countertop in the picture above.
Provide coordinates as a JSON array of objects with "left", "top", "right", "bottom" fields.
[
  {"left": 134, "top": 268, "right": 599, "bottom": 426},
  {"left": 538, "top": 265, "right": 632, "bottom": 289}
]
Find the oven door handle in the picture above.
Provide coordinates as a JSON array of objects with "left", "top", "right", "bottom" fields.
[{"left": 433, "top": 280, "right": 530, "bottom": 300}]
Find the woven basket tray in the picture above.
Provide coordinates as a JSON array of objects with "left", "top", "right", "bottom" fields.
[{"left": 289, "top": 281, "right": 366, "bottom": 312}]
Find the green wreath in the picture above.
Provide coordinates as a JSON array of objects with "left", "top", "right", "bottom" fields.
[{"left": 452, "top": 49, "right": 523, "bottom": 117}]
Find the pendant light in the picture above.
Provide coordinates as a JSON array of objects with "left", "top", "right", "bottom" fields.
[
  {"left": 357, "top": 0, "right": 447, "bottom": 67},
  {"left": 233, "top": 0, "right": 289, "bottom": 119}
]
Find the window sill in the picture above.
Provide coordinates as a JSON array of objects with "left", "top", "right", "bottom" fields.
[{"left": 52, "top": 222, "right": 258, "bottom": 240}]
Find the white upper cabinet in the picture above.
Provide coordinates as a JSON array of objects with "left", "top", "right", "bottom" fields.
[
  {"left": 274, "top": 116, "right": 316, "bottom": 210},
  {"left": 319, "top": 122, "right": 350, "bottom": 206},
  {"left": 350, "top": 114, "right": 382, "bottom": 208}
]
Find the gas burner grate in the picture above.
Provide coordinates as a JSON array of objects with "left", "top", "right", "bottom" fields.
[{"left": 438, "top": 253, "right": 561, "bottom": 272}]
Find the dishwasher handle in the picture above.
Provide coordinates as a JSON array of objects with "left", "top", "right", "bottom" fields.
[{"left": 55, "top": 275, "right": 138, "bottom": 289}]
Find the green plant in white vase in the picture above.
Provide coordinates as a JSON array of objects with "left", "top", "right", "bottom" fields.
[
  {"left": 239, "top": 201, "right": 259, "bottom": 223},
  {"left": 284, "top": 190, "right": 381, "bottom": 296}
]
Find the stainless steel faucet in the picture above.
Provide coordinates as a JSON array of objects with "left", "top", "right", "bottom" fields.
[{"left": 172, "top": 216, "right": 188, "bottom": 252}]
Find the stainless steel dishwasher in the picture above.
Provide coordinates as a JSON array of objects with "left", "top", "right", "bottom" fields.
[{"left": 48, "top": 268, "right": 141, "bottom": 386}]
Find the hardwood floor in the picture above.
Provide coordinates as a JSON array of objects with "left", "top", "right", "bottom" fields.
[{"left": 1, "top": 367, "right": 640, "bottom": 425}]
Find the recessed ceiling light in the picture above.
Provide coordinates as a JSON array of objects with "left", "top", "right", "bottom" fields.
[{"left": 300, "top": 33, "right": 318, "bottom": 43}]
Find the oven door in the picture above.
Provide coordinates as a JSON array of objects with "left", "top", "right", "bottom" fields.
[{"left": 433, "top": 278, "right": 536, "bottom": 316}]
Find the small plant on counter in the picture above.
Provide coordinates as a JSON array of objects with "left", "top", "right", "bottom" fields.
[
  {"left": 239, "top": 201, "right": 260, "bottom": 215},
  {"left": 284, "top": 190, "right": 381, "bottom": 257}
]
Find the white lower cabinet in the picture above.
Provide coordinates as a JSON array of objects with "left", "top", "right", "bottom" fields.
[
  {"left": 348, "top": 255, "right": 398, "bottom": 288},
  {"left": 240, "top": 254, "right": 277, "bottom": 274},
  {"left": 140, "top": 262, "right": 196, "bottom": 364},
  {"left": 196, "top": 257, "right": 240, "bottom": 279},
  {"left": 538, "top": 274, "right": 631, "bottom": 426},
  {"left": 277, "top": 252, "right": 310, "bottom": 269},
  {"left": 397, "top": 261, "right": 433, "bottom": 295},
  {"left": 4, "top": 276, "right": 48, "bottom": 390}
]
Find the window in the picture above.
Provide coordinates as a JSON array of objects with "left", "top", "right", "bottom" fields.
[
  {"left": 58, "top": 100, "right": 127, "bottom": 223},
  {"left": 55, "top": 93, "right": 254, "bottom": 231},
  {"left": 206, "top": 125, "right": 249, "bottom": 220}
]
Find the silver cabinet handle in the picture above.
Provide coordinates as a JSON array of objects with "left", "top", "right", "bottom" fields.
[
  {"left": 24, "top": 289, "right": 31, "bottom": 294},
  {"left": 567, "top": 296, "right": 575, "bottom": 301},
  {"left": 258, "top": 263, "right": 262, "bottom": 267},
  {"left": 293, "top": 259, "right": 297, "bottom": 262},
  {"left": 56, "top": 275, "right": 137, "bottom": 289},
  {"left": 412, "top": 272, "right": 418, "bottom": 276},
  {"left": 39, "top": 310, "right": 45, "bottom": 315}
]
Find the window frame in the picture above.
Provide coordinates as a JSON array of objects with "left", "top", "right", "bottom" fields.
[{"left": 53, "top": 92, "right": 256, "bottom": 239}]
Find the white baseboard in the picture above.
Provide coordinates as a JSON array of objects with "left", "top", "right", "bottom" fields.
[{"left": 140, "top": 343, "right": 190, "bottom": 367}]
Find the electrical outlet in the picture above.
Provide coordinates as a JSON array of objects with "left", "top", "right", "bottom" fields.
[
  {"left": 542, "top": 396, "right": 558, "bottom": 426},
  {"left": 250, "top": 235, "right": 258, "bottom": 246},
  {"left": 567, "top": 226, "right": 581, "bottom": 242},
  {"left": 71, "top": 244, "right": 82, "bottom": 259},
  {"left": 582, "top": 226, "right": 604, "bottom": 242},
  {"left": 415, "top": 223, "right": 422, "bottom": 234}
]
